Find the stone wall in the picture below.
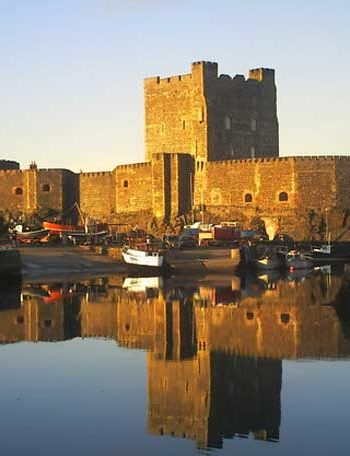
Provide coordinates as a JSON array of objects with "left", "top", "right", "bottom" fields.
[
  {"left": 193, "top": 156, "right": 350, "bottom": 239},
  {"left": 0, "top": 170, "right": 25, "bottom": 214},
  {"left": 115, "top": 162, "right": 153, "bottom": 213},
  {"left": 79, "top": 171, "right": 115, "bottom": 221},
  {"left": 1, "top": 155, "right": 350, "bottom": 239},
  {"left": 151, "top": 153, "right": 193, "bottom": 220},
  {"left": 0, "top": 168, "right": 77, "bottom": 217}
]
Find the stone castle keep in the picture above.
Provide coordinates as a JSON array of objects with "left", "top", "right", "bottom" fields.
[{"left": 1, "top": 61, "right": 350, "bottom": 239}]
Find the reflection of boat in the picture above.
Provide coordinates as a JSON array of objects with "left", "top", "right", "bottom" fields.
[
  {"left": 286, "top": 268, "right": 313, "bottom": 281},
  {"left": 285, "top": 250, "right": 313, "bottom": 270},
  {"left": 21, "top": 286, "right": 50, "bottom": 301},
  {"left": 122, "top": 276, "right": 163, "bottom": 292},
  {"left": 122, "top": 245, "right": 164, "bottom": 269}
]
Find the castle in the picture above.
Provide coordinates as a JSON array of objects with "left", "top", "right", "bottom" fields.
[{"left": 1, "top": 61, "right": 350, "bottom": 239}]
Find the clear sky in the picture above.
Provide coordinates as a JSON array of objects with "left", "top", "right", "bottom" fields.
[{"left": 0, "top": 0, "right": 349, "bottom": 172}]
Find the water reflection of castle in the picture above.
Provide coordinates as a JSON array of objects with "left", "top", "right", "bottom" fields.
[{"left": 1, "top": 272, "right": 350, "bottom": 449}]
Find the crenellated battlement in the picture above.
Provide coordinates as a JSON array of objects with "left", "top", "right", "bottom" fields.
[
  {"left": 115, "top": 162, "right": 151, "bottom": 171},
  {"left": 146, "top": 61, "right": 276, "bottom": 87},
  {"left": 249, "top": 67, "right": 275, "bottom": 82},
  {"left": 207, "top": 157, "right": 293, "bottom": 167},
  {"left": 144, "top": 73, "right": 192, "bottom": 86},
  {"left": 80, "top": 171, "right": 113, "bottom": 177},
  {"left": 205, "top": 156, "right": 350, "bottom": 168},
  {"left": 0, "top": 169, "right": 23, "bottom": 175}
]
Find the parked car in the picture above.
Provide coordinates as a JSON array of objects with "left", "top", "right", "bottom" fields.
[{"left": 176, "top": 235, "right": 197, "bottom": 249}]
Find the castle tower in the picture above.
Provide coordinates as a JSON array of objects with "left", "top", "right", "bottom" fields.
[{"left": 144, "top": 61, "right": 279, "bottom": 162}]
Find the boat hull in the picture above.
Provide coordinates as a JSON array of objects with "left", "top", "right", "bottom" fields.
[
  {"left": 122, "top": 247, "right": 164, "bottom": 269},
  {"left": 16, "top": 229, "right": 50, "bottom": 242},
  {"left": 255, "top": 257, "right": 281, "bottom": 270},
  {"left": 304, "top": 253, "right": 350, "bottom": 263},
  {"left": 286, "top": 259, "right": 313, "bottom": 270},
  {"left": 43, "top": 221, "right": 84, "bottom": 233}
]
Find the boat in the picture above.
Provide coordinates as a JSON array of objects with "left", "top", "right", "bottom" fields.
[
  {"left": 285, "top": 250, "right": 313, "bottom": 270},
  {"left": 16, "top": 228, "right": 50, "bottom": 243},
  {"left": 42, "top": 221, "right": 108, "bottom": 239},
  {"left": 42, "top": 221, "right": 85, "bottom": 234},
  {"left": 122, "top": 245, "right": 164, "bottom": 269},
  {"left": 255, "top": 254, "right": 281, "bottom": 270},
  {"left": 304, "top": 243, "right": 350, "bottom": 263}
]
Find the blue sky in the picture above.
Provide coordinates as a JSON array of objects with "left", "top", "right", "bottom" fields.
[{"left": 0, "top": 0, "right": 349, "bottom": 171}]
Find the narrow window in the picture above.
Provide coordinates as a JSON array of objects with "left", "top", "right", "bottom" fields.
[
  {"left": 14, "top": 187, "right": 23, "bottom": 195},
  {"left": 279, "top": 192, "right": 288, "bottom": 202},
  {"left": 251, "top": 119, "right": 257, "bottom": 131},
  {"left": 281, "top": 313, "right": 290, "bottom": 324},
  {"left": 123, "top": 180, "right": 128, "bottom": 188},
  {"left": 246, "top": 311, "right": 254, "bottom": 320},
  {"left": 245, "top": 193, "right": 253, "bottom": 203},
  {"left": 182, "top": 120, "right": 186, "bottom": 130},
  {"left": 160, "top": 123, "right": 165, "bottom": 134},
  {"left": 198, "top": 107, "right": 204, "bottom": 122},
  {"left": 225, "top": 115, "right": 232, "bottom": 130},
  {"left": 42, "top": 184, "right": 50, "bottom": 192}
]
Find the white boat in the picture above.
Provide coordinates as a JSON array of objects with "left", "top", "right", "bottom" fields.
[
  {"left": 122, "top": 246, "right": 164, "bottom": 269},
  {"left": 255, "top": 255, "right": 281, "bottom": 270},
  {"left": 285, "top": 250, "right": 313, "bottom": 270}
]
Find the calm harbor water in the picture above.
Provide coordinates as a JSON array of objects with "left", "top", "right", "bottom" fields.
[{"left": 0, "top": 268, "right": 350, "bottom": 455}]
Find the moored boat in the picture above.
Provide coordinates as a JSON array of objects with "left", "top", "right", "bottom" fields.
[
  {"left": 42, "top": 221, "right": 109, "bottom": 240},
  {"left": 42, "top": 221, "right": 85, "bottom": 234},
  {"left": 122, "top": 245, "right": 164, "bottom": 269},
  {"left": 255, "top": 254, "right": 281, "bottom": 270},
  {"left": 16, "top": 229, "right": 50, "bottom": 243},
  {"left": 285, "top": 250, "right": 313, "bottom": 270},
  {"left": 304, "top": 243, "right": 350, "bottom": 263}
]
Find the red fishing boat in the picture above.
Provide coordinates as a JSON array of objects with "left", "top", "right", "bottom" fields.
[
  {"left": 42, "top": 221, "right": 109, "bottom": 238},
  {"left": 42, "top": 221, "right": 85, "bottom": 234}
]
